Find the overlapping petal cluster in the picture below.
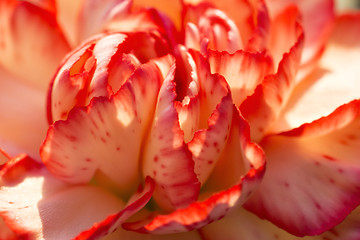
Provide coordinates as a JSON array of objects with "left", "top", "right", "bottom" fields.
[{"left": 0, "top": 0, "right": 360, "bottom": 239}]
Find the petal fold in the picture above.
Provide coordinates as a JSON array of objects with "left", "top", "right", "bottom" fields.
[
  {"left": 245, "top": 100, "right": 360, "bottom": 236},
  {"left": 41, "top": 62, "right": 163, "bottom": 196}
]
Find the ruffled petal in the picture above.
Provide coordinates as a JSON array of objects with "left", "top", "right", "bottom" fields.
[
  {"left": 0, "top": 67, "right": 48, "bottom": 158},
  {"left": 187, "top": 50, "right": 234, "bottom": 185},
  {"left": 142, "top": 64, "right": 201, "bottom": 210},
  {"left": 124, "top": 108, "right": 265, "bottom": 234},
  {"left": 183, "top": 4, "right": 242, "bottom": 53},
  {"left": 267, "top": 5, "right": 302, "bottom": 67},
  {"left": 244, "top": 100, "right": 360, "bottom": 236},
  {"left": 0, "top": 0, "right": 71, "bottom": 89},
  {"left": 49, "top": 32, "right": 170, "bottom": 122},
  {"left": 273, "top": 13, "right": 360, "bottom": 133},
  {"left": 240, "top": 24, "right": 304, "bottom": 141},
  {"left": 74, "top": 177, "right": 154, "bottom": 240},
  {"left": 184, "top": 0, "right": 271, "bottom": 51},
  {"left": 0, "top": 155, "right": 125, "bottom": 240},
  {"left": 265, "top": 0, "right": 334, "bottom": 65},
  {"left": 201, "top": 206, "right": 360, "bottom": 240},
  {"left": 208, "top": 49, "right": 273, "bottom": 107},
  {"left": 41, "top": 61, "right": 163, "bottom": 196}
]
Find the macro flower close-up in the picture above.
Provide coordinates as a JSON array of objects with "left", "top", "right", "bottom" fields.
[{"left": 1, "top": 0, "right": 360, "bottom": 239}]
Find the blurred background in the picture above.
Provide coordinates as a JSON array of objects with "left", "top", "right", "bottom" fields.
[{"left": 336, "top": 0, "right": 360, "bottom": 11}]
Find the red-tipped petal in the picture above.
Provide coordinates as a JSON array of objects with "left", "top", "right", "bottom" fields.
[
  {"left": 142, "top": 64, "right": 201, "bottom": 211},
  {"left": 183, "top": 4, "right": 242, "bottom": 53},
  {"left": 0, "top": 0, "right": 70, "bottom": 89},
  {"left": 74, "top": 177, "right": 155, "bottom": 240},
  {"left": 240, "top": 25, "right": 304, "bottom": 141},
  {"left": 125, "top": 108, "right": 265, "bottom": 234},
  {"left": 266, "top": 0, "right": 334, "bottom": 65},
  {"left": 267, "top": 5, "right": 302, "bottom": 67},
  {"left": 41, "top": 62, "right": 163, "bottom": 195},
  {"left": 208, "top": 49, "right": 273, "bottom": 106},
  {"left": 274, "top": 13, "right": 360, "bottom": 133},
  {"left": 184, "top": 50, "right": 235, "bottom": 185},
  {"left": 0, "top": 155, "right": 125, "bottom": 240},
  {"left": 245, "top": 100, "right": 360, "bottom": 236}
]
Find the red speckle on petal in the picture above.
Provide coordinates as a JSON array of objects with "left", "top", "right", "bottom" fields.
[
  {"left": 85, "top": 158, "right": 92, "bottom": 162},
  {"left": 106, "top": 131, "right": 111, "bottom": 137},
  {"left": 154, "top": 156, "right": 159, "bottom": 162},
  {"left": 315, "top": 202, "right": 322, "bottom": 210},
  {"left": 116, "top": 147, "right": 121, "bottom": 151},
  {"left": 284, "top": 182, "right": 290, "bottom": 188},
  {"left": 322, "top": 154, "right": 336, "bottom": 161},
  {"left": 208, "top": 160, "right": 213, "bottom": 165},
  {"left": 347, "top": 134, "right": 357, "bottom": 140},
  {"left": 100, "top": 137, "right": 107, "bottom": 143},
  {"left": 161, "top": 164, "right": 166, "bottom": 169},
  {"left": 65, "top": 135, "right": 78, "bottom": 142}
]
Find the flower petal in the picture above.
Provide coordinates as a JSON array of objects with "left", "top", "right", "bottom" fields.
[
  {"left": 103, "top": 228, "right": 202, "bottom": 240},
  {"left": 54, "top": 0, "right": 83, "bottom": 46},
  {"left": 183, "top": 4, "right": 242, "bottom": 53},
  {"left": 0, "top": 0, "right": 71, "bottom": 89},
  {"left": 244, "top": 100, "right": 360, "bottom": 236},
  {"left": 0, "top": 67, "right": 48, "bottom": 158},
  {"left": 77, "top": 0, "right": 132, "bottom": 42},
  {"left": 41, "top": 61, "right": 163, "bottom": 196},
  {"left": 142, "top": 64, "right": 201, "bottom": 210},
  {"left": 125, "top": 108, "right": 265, "bottom": 234},
  {"left": 273, "top": 13, "right": 360, "bottom": 133},
  {"left": 208, "top": 49, "right": 273, "bottom": 107},
  {"left": 267, "top": 5, "right": 302, "bottom": 67},
  {"left": 266, "top": 0, "right": 334, "bottom": 65},
  {"left": 184, "top": 0, "right": 271, "bottom": 51},
  {"left": 201, "top": 206, "right": 360, "bottom": 240},
  {"left": 49, "top": 32, "right": 170, "bottom": 122},
  {"left": 187, "top": 50, "right": 234, "bottom": 185},
  {"left": 74, "top": 177, "right": 154, "bottom": 240},
  {"left": 132, "top": 0, "right": 182, "bottom": 29},
  {"left": 0, "top": 155, "right": 125, "bottom": 240},
  {"left": 240, "top": 23, "right": 304, "bottom": 141}
]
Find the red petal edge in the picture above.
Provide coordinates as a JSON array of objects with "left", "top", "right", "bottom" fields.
[
  {"left": 123, "top": 108, "right": 266, "bottom": 234},
  {"left": 74, "top": 177, "right": 155, "bottom": 240}
]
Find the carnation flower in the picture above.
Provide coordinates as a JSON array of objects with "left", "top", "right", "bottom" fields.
[{"left": 0, "top": 0, "right": 360, "bottom": 239}]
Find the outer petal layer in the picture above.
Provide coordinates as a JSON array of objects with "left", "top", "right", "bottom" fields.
[
  {"left": 0, "top": 155, "right": 124, "bottom": 240},
  {"left": 0, "top": 67, "right": 48, "bottom": 158},
  {"left": 0, "top": 0, "right": 70, "bottom": 89},
  {"left": 201, "top": 206, "right": 360, "bottom": 240},
  {"left": 273, "top": 13, "right": 360, "bottom": 133},
  {"left": 240, "top": 23, "right": 304, "bottom": 141},
  {"left": 245, "top": 100, "right": 360, "bottom": 236}
]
